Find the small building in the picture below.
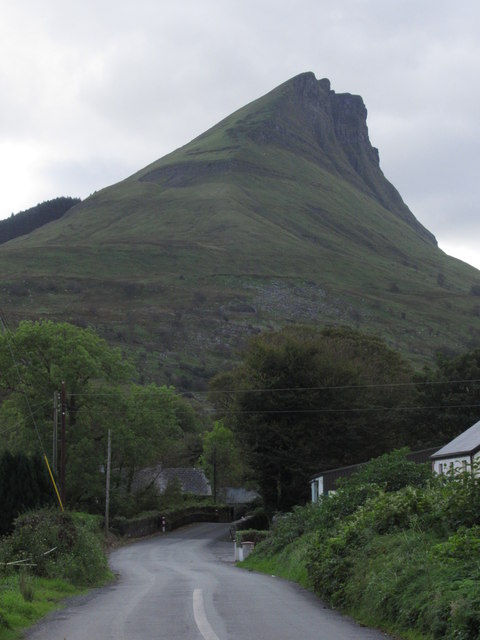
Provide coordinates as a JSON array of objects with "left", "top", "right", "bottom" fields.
[
  {"left": 311, "top": 462, "right": 363, "bottom": 501},
  {"left": 431, "top": 419, "right": 480, "bottom": 475},
  {"left": 132, "top": 465, "right": 212, "bottom": 495},
  {"left": 311, "top": 447, "right": 440, "bottom": 500}
]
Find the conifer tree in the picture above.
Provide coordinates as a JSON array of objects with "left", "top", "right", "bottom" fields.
[{"left": 0, "top": 451, "right": 52, "bottom": 536}]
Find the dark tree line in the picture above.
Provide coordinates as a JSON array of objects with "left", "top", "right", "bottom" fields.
[
  {"left": 0, "top": 196, "right": 81, "bottom": 245},
  {"left": 209, "top": 326, "right": 480, "bottom": 512},
  {"left": 0, "top": 451, "right": 53, "bottom": 536},
  {"left": 413, "top": 348, "right": 480, "bottom": 447},
  {"left": 209, "top": 326, "right": 417, "bottom": 512}
]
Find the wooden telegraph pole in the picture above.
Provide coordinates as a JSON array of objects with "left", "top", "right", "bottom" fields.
[
  {"left": 52, "top": 391, "right": 58, "bottom": 473},
  {"left": 60, "top": 381, "right": 67, "bottom": 508},
  {"left": 105, "top": 429, "right": 112, "bottom": 536},
  {"left": 213, "top": 445, "right": 217, "bottom": 504}
]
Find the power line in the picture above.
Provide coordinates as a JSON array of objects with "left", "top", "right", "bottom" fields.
[
  {"left": 62, "top": 376, "right": 480, "bottom": 399},
  {"left": 206, "top": 378, "right": 480, "bottom": 395},
  {"left": 218, "top": 402, "right": 480, "bottom": 416},
  {"left": 1, "top": 317, "right": 478, "bottom": 421},
  {"left": 40, "top": 378, "right": 480, "bottom": 416}
]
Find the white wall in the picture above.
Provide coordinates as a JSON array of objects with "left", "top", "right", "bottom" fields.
[
  {"left": 310, "top": 476, "right": 323, "bottom": 501},
  {"left": 433, "top": 456, "right": 471, "bottom": 475}
]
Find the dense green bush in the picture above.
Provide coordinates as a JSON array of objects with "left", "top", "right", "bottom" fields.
[
  {"left": 0, "top": 509, "right": 109, "bottom": 586},
  {"left": 308, "top": 486, "right": 433, "bottom": 605},
  {"left": 240, "top": 507, "right": 269, "bottom": 531},
  {"left": 339, "top": 447, "right": 433, "bottom": 492},
  {"left": 0, "top": 451, "right": 53, "bottom": 536},
  {"left": 235, "top": 529, "right": 270, "bottom": 544},
  {"left": 432, "top": 526, "right": 480, "bottom": 561},
  {"left": 440, "top": 467, "right": 480, "bottom": 530},
  {"left": 255, "top": 503, "right": 326, "bottom": 556},
  {"left": 244, "top": 449, "right": 480, "bottom": 639},
  {"left": 309, "top": 472, "right": 480, "bottom": 638}
]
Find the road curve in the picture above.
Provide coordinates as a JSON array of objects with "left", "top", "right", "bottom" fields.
[{"left": 26, "top": 522, "right": 391, "bottom": 639}]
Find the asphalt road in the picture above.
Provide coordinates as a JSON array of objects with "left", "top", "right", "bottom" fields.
[{"left": 25, "top": 522, "right": 391, "bottom": 639}]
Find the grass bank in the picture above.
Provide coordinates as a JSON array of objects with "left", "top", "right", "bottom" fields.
[
  {"left": 0, "top": 510, "right": 113, "bottom": 639},
  {"left": 241, "top": 532, "right": 314, "bottom": 588},
  {"left": 0, "top": 576, "right": 82, "bottom": 640}
]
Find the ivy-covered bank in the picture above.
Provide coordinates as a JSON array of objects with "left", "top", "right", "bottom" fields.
[{"left": 241, "top": 450, "right": 480, "bottom": 640}]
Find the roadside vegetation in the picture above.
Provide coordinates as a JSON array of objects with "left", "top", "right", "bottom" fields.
[
  {"left": 241, "top": 450, "right": 480, "bottom": 640},
  {"left": 0, "top": 319, "right": 241, "bottom": 638},
  {"left": 0, "top": 510, "right": 110, "bottom": 639},
  {"left": 0, "top": 492, "right": 228, "bottom": 639},
  {"left": 0, "top": 319, "right": 212, "bottom": 523},
  {"left": 2, "top": 319, "right": 480, "bottom": 638}
]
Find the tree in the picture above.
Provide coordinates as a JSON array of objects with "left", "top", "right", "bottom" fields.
[
  {"left": 0, "top": 321, "right": 134, "bottom": 509},
  {"left": 337, "top": 447, "right": 433, "bottom": 495},
  {"left": 199, "top": 420, "right": 244, "bottom": 500},
  {"left": 210, "top": 326, "right": 416, "bottom": 512},
  {"left": 0, "top": 451, "right": 53, "bottom": 535},
  {"left": 0, "top": 320, "right": 133, "bottom": 456},
  {"left": 120, "top": 384, "right": 183, "bottom": 490},
  {"left": 0, "top": 320, "right": 202, "bottom": 513},
  {"left": 0, "top": 196, "right": 81, "bottom": 245},
  {"left": 63, "top": 382, "right": 201, "bottom": 511},
  {"left": 414, "top": 348, "right": 480, "bottom": 447}
]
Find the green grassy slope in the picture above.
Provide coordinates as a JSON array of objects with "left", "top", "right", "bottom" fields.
[{"left": 0, "top": 72, "right": 478, "bottom": 385}]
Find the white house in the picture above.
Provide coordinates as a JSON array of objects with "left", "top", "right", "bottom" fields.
[
  {"left": 431, "top": 419, "right": 480, "bottom": 475},
  {"left": 310, "top": 462, "right": 361, "bottom": 500}
]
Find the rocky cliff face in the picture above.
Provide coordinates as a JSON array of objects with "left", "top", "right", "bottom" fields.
[
  {"left": 253, "top": 72, "right": 436, "bottom": 245},
  {"left": 137, "top": 72, "right": 435, "bottom": 245}
]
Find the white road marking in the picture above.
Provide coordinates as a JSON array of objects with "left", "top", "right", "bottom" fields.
[{"left": 193, "top": 588, "right": 221, "bottom": 640}]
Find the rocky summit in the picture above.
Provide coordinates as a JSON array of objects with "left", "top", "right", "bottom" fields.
[{"left": 0, "top": 72, "right": 479, "bottom": 388}]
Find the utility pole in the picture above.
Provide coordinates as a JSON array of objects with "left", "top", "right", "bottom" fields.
[
  {"left": 52, "top": 391, "right": 58, "bottom": 473},
  {"left": 213, "top": 445, "right": 217, "bottom": 504},
  {"left": 60, "top": 381, "right": 66, "bottom": 508},
  {"left": 105, "top": 429, "right": 111, "bottom": 537}
]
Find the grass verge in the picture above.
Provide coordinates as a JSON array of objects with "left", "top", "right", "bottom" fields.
[
  {"left": 0, "top": 510, "right": 115, "bottom": 639},
  {"left": 240, "top": 532, "right": 315, "bottom": 589},
  {"left": 0, "top": 576, "right": 83, "bottom": 640}
]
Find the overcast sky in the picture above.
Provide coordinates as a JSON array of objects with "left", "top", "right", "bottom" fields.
[{"left": 1, "top": 1, "right": 479, "bottom": 268}]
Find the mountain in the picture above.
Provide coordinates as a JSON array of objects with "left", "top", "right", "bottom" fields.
[{"left": 0, "top": 72, "right": 479, "bottom": 389}]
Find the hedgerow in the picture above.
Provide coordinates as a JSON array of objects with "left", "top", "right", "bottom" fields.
[
  {"left": 0, "top": 508, "right": 109, "bottom": 586},
  {"left": 243, "top": 450, "right": 480, "bottom": 640}
]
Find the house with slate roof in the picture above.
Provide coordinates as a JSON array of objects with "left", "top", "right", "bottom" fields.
[
  {"left": 430, "top": 419, "right": 480, "bottom": 475},
  {"left": 132, "top": 465, "right": 212, "bottom": 495}
]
